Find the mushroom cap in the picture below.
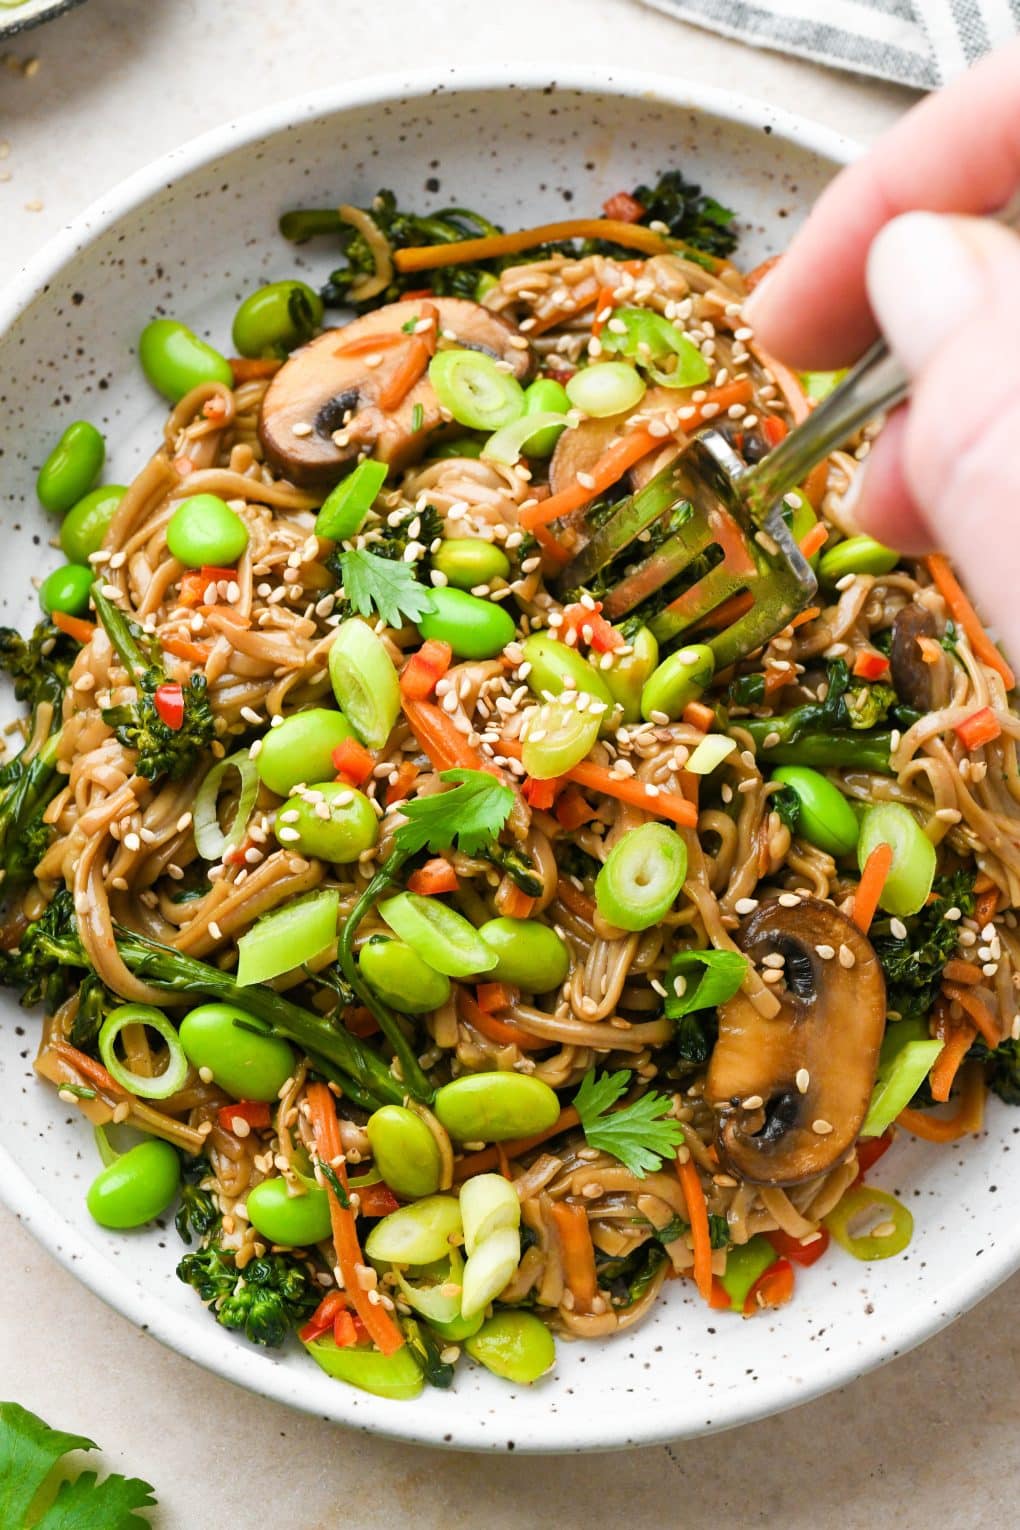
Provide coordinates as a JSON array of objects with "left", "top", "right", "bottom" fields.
[
  {"left": 548, "top": 385, "right": 681, "bottom": 497},
  {"left": 257, "top": 297, "right": 532, "bottom": 487},
  {"left": 890, "top": 601, "right": 951, "bottom": 714},
  {"left": 705, "top": 897, "right": 886, "bottom": 1187}
]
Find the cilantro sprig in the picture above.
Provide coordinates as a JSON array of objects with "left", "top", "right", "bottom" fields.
[
  {"left": 573, "top": 1069, "right": 685, "bottom": 1178},
  {"left": 339, "top": 547, "right": 435, "bottom": 628},
  {"left": 0, "top": 1401, "right": 156, "bottom": 1528}
]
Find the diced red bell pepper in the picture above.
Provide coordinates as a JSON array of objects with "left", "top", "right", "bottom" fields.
[
  {"left": 708, "top": 1277, "right": 732, "bottom": 1310},
  {"left": 153, "top": 682, "right": 185, "bottom": 731},
  {"left": 179, "top": 564, "right": 238, "bottom": 608},
  {"left": 333, "top": 1309, "right": 359, "bottom": 1348},
  {"left": 744, "top": 1257, "right": 794, "bottom": 1315},
  {"left": 602, "top": 191, "right": 645, "bottom": 223},
  {"left": 522, "top": 775, "right": 562, "bottom": 811},
  {"left": 216, "top": 1099, "right": 272, "bottom": 1134},
  {"left": 559, "top": 600, "right": 622, "bottom": 653},
  {"left": 554, "top": 785, "right": 597, "bottom": 830},
  {"left": 852, "top": 650, "right": 890, "bottom": 681},
  {"left": 385, "top": 760, "right": 419, "bottom": 806},
  {"left": 399, "top": 639, "right": 453, "bottom": 700},
  {"left": 765, "top": 1227, "right": 830, "bottom": 1267},
  {"left": 345, "top": 1006, "right": 381, "bottom": 1038},
  {"left": 761, "top": 415, "right": 789, "bottom": 447},
  {"left": 406, "top": 857, "right": 459, "bottom": 895},
  {"left": 354, "top": 1182, "right": 401, "bottom": 1218},
  {"left": 332, "top": 736, "right": 375, "bottom": 787},
  {"left": 299, "top": 1290, "right": 347, "bottom": 1343},
  {"left": 853, "top": 1129, "right": 893, "bottom": 1184},
  {"left": 953, "top": 706, "right": 1002, "bottom": 752}
]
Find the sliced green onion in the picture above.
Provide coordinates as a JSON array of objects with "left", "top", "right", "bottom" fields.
[
  {"left": 459, "top": 1172, "right": 521, "bottom": 1256},
  {"left": 823, "top": 1185, "right": 913, "bottom": 1260},
  {"left": 314, "top": 460, "right": 388, "bottom": 542},
  {"left": 236, "top": 889, "right": 340, "bottom": 987},
  {"left": 481, "top": 411, "right": 569, "bottom": 466},
  {"left": 857, "top": 802, "right": 936, "bottom": 918},
  {"left": 565, "top": 363, "right": 646, "bottom": 418},
  {"left": 600, "top": 307, "right": 710, "bottom": 388},
  {"left": 686, "top": 734, "right": 737, "bottom": 775},
  {"left": 304, "top": 1335, "right": 424, "bottom": 1400},
  {"left": 719, "top": 1235, "right": 777, "bottom": 1309},
  {"left": 860, "top": 1022, "right": 944, "bottom": 1138},
  {"left": 193, "top": 750, "right": 259, "bottom": 862},
  {"left": 429, "top": 349, "right": 526, "bottom": 431},
  {"left": 595, "top": 822, "right": 688, "bottom": 932},
  {"left": 364, "top": 1194, "right": 464, "bottom": 1266},
  {"left": 328, "top": 618, "right": 400, "bottom": 750},
  {"left": 460, "top": 1226, "right": 521, "bottom": 1319},
  {"left": 98, "top": 1004, "right": 189, "bottom": 1100},
  {"left": 395, "top": 1252, "right": 466, "bottom": 1326},
  {"left": 663, "top": 947, "right": 749, "bottom": 1019},
  {"left": 800, "top": 369, "right": 846, "bottom": 401},
  {"left": 520, "top": 699, "right": 600, "bottom": 780},
  {"left": 378, "top": 891, "right": 497, "bottom": 978}
]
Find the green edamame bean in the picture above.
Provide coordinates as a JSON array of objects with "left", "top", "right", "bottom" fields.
[
  {"left": 179, "top": 1001, "right": 295, "bottom": 1101},
  {"left": 275, "top": 781, "right": 378, "bottom": 864},
  {"left": 819, "top": 535, "right": 899, "bottom": 583},
  {"left": 37, "top": 421, "right": 105, "bottom": 514},
  {"left": 434, "top": 1073, "right": 560, "bottom": 1143},
  {"left": 602, "top": 625, "right": 659, "bottom": 724},
  {"left": 521, "top": 378, "right": 570, "bottom": 458},
  {"left": 640, "top": 643, "right": 715, "bottom": 721},
  {"left": 432, "top": 539, "right": 512, "bottom": 591},
  {"left": 358, "top": 937, "right": 451, "bottom": 1014},
  {"left": 520, "top": 632, "right": 615, "bottom": 709},
  {"left": 477, "top": 918, "right": 570, "bottom": 992},
  {"left": 465, "top": 1310, "right": 556, "bottom": 1384},
  {"left": 166, "top": 493, "right": 249, "bottom": 568},
  {"left": 418, "top": 587, "right": 516, "bottom": 659},
  {"left": 231, "top": 279, "right": 324, "bottom": 359},
  {"left": 59, "top": 485, "right": 127, "bottom": 564},
  {"left": 39, "top": 562, "right": 94, "bottom": 617},
  {"left": 426, "top": 1309, "right": 485, "bottom": 1342},
  {"left": 366, "top": 1105, "right": 443, "bottom": 1199},
  {"left": 86, "top": 1139, "right": 181, "bottom": 1230},
  {"left": 305, "top": 1334, "right": 424, "bottom": 1399},
  {"left": 247, "top": 1176, "right": 332, "bottom": 1246},
  {"left": 257, "top": 709, "right": 355, "bottom": 797},
  {"left": 772, "top": 766, "right": 859, "bottom": 858},
  {"left": 139, "top": 318, "right": 233, "bottom": 402}
]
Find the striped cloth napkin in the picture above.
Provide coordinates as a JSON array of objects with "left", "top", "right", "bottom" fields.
[{"left": 640, "top": 0, "right": 1020, "bottom": 86}]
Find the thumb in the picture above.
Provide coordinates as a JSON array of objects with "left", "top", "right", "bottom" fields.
[{"left": 861, "top": 210, "right": 1020, "bottom": 668}]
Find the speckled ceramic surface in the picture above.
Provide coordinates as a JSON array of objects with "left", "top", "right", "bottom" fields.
[{"left": 1, "top": 67, "right": 1013, "bottom": 1453}]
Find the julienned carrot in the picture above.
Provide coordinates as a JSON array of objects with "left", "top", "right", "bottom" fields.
[
  {"left": 590, "top": 284, "right": 618, "bottom": 339},
  {"left": 418, "top": 300, "right": 440, "bottom": 358},
  {"left": 331, "top": 331, "right": 407, "bottom": 359},
  {"left": 929, "top": 1023, "right": 976, "bottom": 1104},
  {"left": 385, "top": 760, "right": 419, "bottom": 806},
  {"left": 899, "top": 1063, "right": 984, "bottom": 1141},
  {"left": 162, "top": 634, "right": 211, "bottom": 666},
  {"left": 520, "top": 428, "right": 661, "bottom": 531},
  {"left": 942, "top": 983, "right": 1002, "bottom": 1047},
  {"left": 697, "top": 591, "right": 753, "bottom": 632},
  {"left": 407, "top": 857, "right": 459, "bottom": 896},
  {"left": 457, "top": 987, "right": 546, "bottom": 1051},
  {"left": 942, "top": 959, "right": 983, "bottom": 986},
  {"left": 52, "top": 1040, "right": 126, "bottom": 1097},
  {"left": 554, "top": 785, "right": 597, "bottom": 831},
  {"left": 798, "top": 522, "right": 829, "bottom": 561},
  {"left": 676, "top": 1152, "right": 712, "bottom": 1303},
  {"left": 402, "top": 695, "right": 484, "bottom": 771},
  {"left": 452, "top": 1106, "right": 581, "bottom": 1181},
  {"left": 925, "top": 554, "right": 1015, "bottom": 688},
  {"left": 789, "top": 605, "right": 821, "bottom": 630},
  {"left": 229, "top": 356, "right": 283, "bottom": 383},
  {"left": 549, "top": 1201, "right": 598, "bottom": 1313},
  {"left": 393, "top": 218, "right": 676, "bottom": 273},
  {"left": 975, "top": 886, "right": 1000, "bottom": 927},
  {"left": 852, "top": 842, "right": 894, "bottom": 933},
  {"left": 475, "top": 982, "right": 519, "bottom": 1014},
  {"left": 377, "top": 336, "right": 430, "bottom": 412},
  {"left": 499, "top": 736, "right": 697, "bottom": 827},
  {"left": 50, "top": 611, "right": 96, "bottom": 645},
  {"left": 306, "top": 1081, "right": 404, "bottom": 1355}
]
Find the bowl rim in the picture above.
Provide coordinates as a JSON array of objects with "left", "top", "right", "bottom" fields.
[{"left": 6, "top": 63, "right": 1012, "bottom": 1454}]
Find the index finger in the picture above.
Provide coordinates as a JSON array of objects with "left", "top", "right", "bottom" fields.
[{"left": 746, "top": 38, "right": 1020, "bottom": 369}]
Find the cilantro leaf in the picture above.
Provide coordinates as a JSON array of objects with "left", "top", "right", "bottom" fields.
[
  {"left": 394, "top": 768, "right": 515, "bottom": 857},
  {"left": 573, "top": 1068, "right": 685, "bottom": 1178},
  {"left": 663, "top": 948, "right": 748, "bottom": 1020},
  {"left": 338, "top": 547, "right": 435, "bottom": 628},
  {"left": 0, "top": 1401, "right": 156, "bottom": 1528}
]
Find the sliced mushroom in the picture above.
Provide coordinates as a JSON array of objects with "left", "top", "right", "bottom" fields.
[
  {"left": 890, "top": 602, "right": 951, "bottom": 713},
  {"left": 549, "top": 386, "right": 681, "bottom": 497},
  {"left": 705, "top": 897, "right": 886, "bottom": 1187},
  {"left": 258, "top": 297, "right": 532, "bottom": 486}
]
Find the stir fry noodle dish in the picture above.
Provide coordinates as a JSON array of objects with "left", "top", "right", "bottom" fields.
[{"left": 5, "top": 172, "right": 1018, "bottom": 1401}]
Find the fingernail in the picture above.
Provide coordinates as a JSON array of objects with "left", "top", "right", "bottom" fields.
[
  {"left": 832, "top": 459, "right": 866, "bottom": 536},
  {"left": 866, "top": 211, "right": 991, "bottom": 374},
  {"left": 741, "top": 270, "right": 776, "bottom": 326}
]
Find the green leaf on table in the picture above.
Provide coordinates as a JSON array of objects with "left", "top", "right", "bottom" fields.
[{"left": 0, "top": 1401, "right": 156, "bottom": 1529}]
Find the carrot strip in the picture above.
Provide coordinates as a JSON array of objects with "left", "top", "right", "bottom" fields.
[
  {"left": 162, "top": 635, "right": 211, "bottom": 666},
  {"left": 377, "top": 336, "right": 430, "bottom": 412},
  {"left": 306, "top": 1082, "right": 404, "bottom": 1355},
  {"left": 400, "top": 639, "right": 453, "bottom": 700},
  {"left": 590, "top": 284, "right": 618, "bottom": 339},
  {"left": 499, "top": 736, "right": 697, "bottom": 828},
  {"left": 394, "top": 218, "right": 677, "bottom": 273},
  {"left": 52, "top": 1041, "right": 126, "bottom": 1097},
  {"left": 384, "top": 760, "right": 419, "bottom": 806},
  {"left": 452, "top": 1106, "right": 581, "bottom": 1181},
  {"left": 554, "top": 785, "right": 597, "bottom": 831},
  {"left": 549, "top": 1201, "right": 599, "bottom": 1313},
  {"left": 402, "top": 695, "right": 484, "bottom": 771},
  {"left": 496, "top": 880, "right": 538, "bottom": 919},
  {"left": 798, "top": 522, "right": 829, "bottom": 561},
  {"left": 418, "top": 300, "right": 440, "bottom": 358},
  {"left": 975, "top": 886, "right": 1000, "bottom": 926},
  {"left": 899, "top": 1064, "right": 984, "bottom": 1141},
  {"left": 942, "top": 983, "right": 1002, "bottom": 1047},
  {"left": 331, "top": 331, "right": 407, "bottom": 359},
  {"left": 476, "top": 982, "right": 519, "bottom": 1014},
  {"left": 929, "top": 1024, "right": 976, "bottom": 1104},
  {"left": 229, "top": 357, "right": 282, "bottom": 383},
  {"left": 676, "top": 1153, "right": 713, "bottom": 1303},
  {"left": 407, "top": 857, "right": 459, "bottom": 896},
  {"left": 456, "top": 988, "right": 546, "bottom": 1051},
  {"left": 924, "top": 554, "right": 1015, "bottom": 688},
  {"left": 789, "top": 605, "right": 821, "bottom": 630},
  {"left": 852, "top": 843, "right": 894, "bottom": 933},
  {"left": 696, "top": 590, "right": 753, "bottom": 632},
  {"left": 941, "top": 959, "right": 983, "bottom": 986},
  {"left": 51, "top": 611, "right": 96, "bottom": 645},
  {"left": 520, "top": 428, "right": 660, "bottom": 531}
]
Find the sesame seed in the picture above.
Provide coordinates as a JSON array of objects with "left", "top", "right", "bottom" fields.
[
  {"left": 734, "top": 897, "right": 759, "bottom": 916},
  {"left": 209, "top": 921, "right": 223, "bottom": 941},
  {"left": 838, "top": 944, "right": 856, "bottom": 969},
  {"left": 778, "top": 893, "right": 801, "bottom": 908},
  {"left": 742, "top": 1094, "right": 764, "bottom": 1110},
  {"left": 812, "top": 1119, "right": 833, "bottom": 1135},
  {"left": 796, "top": 1068, "right": 810, "bottom": 1094}
]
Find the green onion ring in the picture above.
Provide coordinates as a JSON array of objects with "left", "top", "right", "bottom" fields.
[
  {"left": 98, "top": 1004, "right": 190, "bottom": 1100},
  {"left": 193, "top": 749, "right": 259, "bottom": 861}
]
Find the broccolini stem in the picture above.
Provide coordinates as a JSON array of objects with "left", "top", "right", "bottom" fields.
[
  {"left": 90, "top": 581, "right": 149, "bottom": 682},
  {"left": 742, "top": 720, "right": 894, "bottom": 774},
  {"left": 0, "top": 733, "right": 62, "bottom": 865}
]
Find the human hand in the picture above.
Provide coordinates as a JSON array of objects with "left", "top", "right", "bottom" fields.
[{"left": 745, "top": 39, "right": 1020, "bottom": 666}]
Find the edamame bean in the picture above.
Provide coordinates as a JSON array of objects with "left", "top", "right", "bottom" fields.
[
  {"left": 59, "top": 484, "right": 127, "bottom": 564},
  {"left": 521, "top": 378, "right": 570, "bottom": 457},
  {"left": 166, "top": 493, "right": 249, "bottom": 567},
  {"left": 247, "top": 1176, "right": 332, "bottom": 1246},
  {"left": 418, "top": 587, "right": 515, "bottom": 660},
  {"left": 36, "top": 420, "right": 105, "bottom": 514},
  {"left": 39, "top": 562, "right": 93, "bottom": 617},
  {"left": 857, "top": 802, "right": 936, "bottom": 918},
  {"left": 772, "top": 766, "right": 859, "bottom": 858},
  {"left": 366, "top": 1105, "right": 443, "bottom": 1199},
  {"left": 520, "top": 632, "right": 615, "bottom": 709},
  {"left": 358, "top": 937, "right": 451, "bottom": 1014},
  {"left": 257, "top": 709, "right": 355, "bottom": 797},
  {"left": 432, "top": 539, "right": 511, "bottom": 591},
  {"left": 477, "top": 918, "right": 570, "bottom": 992},
  {"left": 602, "top": 625, "right": 659, "bottom": 724},
  {"left": 139, "top": 318, "right": 233, "bottom": 402},
  {"left": 364, "top": 1195, "right": 464, "bottom": 1265},
  {"left": 434, "top": 1073, "right": 560, "bottom": 1142},
  {"left": 231, "top": 279, "right": 324, "bottom": 358},
  {"left": 640, "top": 643, "right": 715, "bottom": 721},
  {"left": 275, "top": 781, "right": 378, "bottom": 863},
  {"left": 819, "top": 535, "right": 899, "bottom": 583},
  {"left": 465, "top": 1310, "right": 556, "bottom": 1384},
  {"left": 86, "top": 1139, "right": 181, "bottom": 1230},
  {"left": 179, "top": 1002, "right": 295, "bottom": 1101}
]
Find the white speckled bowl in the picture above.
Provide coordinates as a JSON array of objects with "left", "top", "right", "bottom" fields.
[
  {"left": 0, "top": 0, "right": 86, "bottom": 37},
  {"left": 1, "top": 67, "right": 1013, "bottom": 1453}
]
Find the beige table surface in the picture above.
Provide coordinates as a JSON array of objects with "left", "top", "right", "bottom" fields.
[{"left": 2, "top": 3, "right": 1017, "bottom": 1526}]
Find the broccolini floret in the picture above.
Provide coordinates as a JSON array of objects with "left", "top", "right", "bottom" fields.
[
  {"left": 177, "top": 1242, "right": 318, "bottom": 1347},
  {"left": 872, "top": 871, "right": 977, "bottom": 1022}
]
